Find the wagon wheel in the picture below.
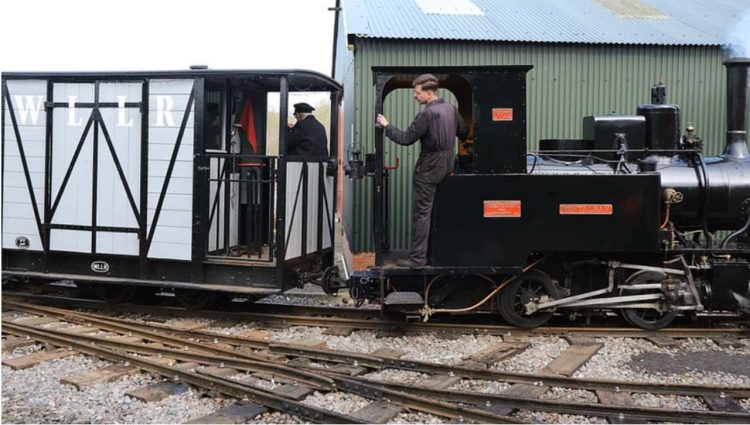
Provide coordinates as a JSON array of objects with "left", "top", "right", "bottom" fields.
[
  {"left": 95, "top": 284, "right": 136, "bottom": 304},
  {"left": 619, "top": 270, "right": 675, "bottom": 330},
  {"left": 174, "top": 289, "right": 216, "bottom": 310},
  {"left": 497, "top": 269, "right": 556, "bottom": 328}
]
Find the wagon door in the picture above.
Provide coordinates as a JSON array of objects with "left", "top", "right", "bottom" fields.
[
  {"left": 47, "top": 79, "right": 198, "bottom": 266},
  {"left": 45, "top": 81, "right": 146, "bottom": 260},
  {"left": 3, "top": 77, "right": 197, "bottom": 280}
]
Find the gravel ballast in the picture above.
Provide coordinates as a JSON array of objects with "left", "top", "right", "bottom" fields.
[
  {"left": 271, "top": 326, "right": 507, "bottom": 365},
  {"left": 3, "top": 305, "right": 749, "bottom": 424},
  {"left": 2, "top": 355, "right": 230, "bottom": 424},
  {"left": 575, "top": 336, "right": 750, "bottom": 386}
]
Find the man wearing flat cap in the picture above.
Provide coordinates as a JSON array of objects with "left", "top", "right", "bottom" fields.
[
  {"left": 287, "top": 102, "right": 329, "bottom": 157},
  {"left": 376, "top": 74, "right": 468, "bottom": 268}
]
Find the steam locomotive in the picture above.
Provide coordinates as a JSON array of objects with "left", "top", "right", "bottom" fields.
[{"left": 331, "top": 59, "right": 750, "bottom": 329}]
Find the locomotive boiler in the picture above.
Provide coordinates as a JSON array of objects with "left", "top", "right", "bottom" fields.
[{"left": 334, "top": 59, "right": 750, "bottom": 329}]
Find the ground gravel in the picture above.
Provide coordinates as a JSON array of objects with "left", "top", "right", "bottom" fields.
[
  {"left": 301, "top": 390, "right": 370, "bottom": 415},
  {"left": 203, "top": 322, "right": 264, "bottom": 336},
  {"left": 388, "top": 412, "right": 446, "bottom": 423},
  {"left": 541, "top": 387, "right": 598, "bottom": 404},
  {"left": 4, "top": 343, "right": 45, "bottom": 360},
  {"left": 448, "top": 379, "right": 512, "bottom": 394},
  {"left": 257, "top": 293, "right": 357, "bottom": 307},
  {"left": 513, "top": 410, "right": 608, "bottom": 424},
  {"left": 162, "top": 317, "right": 214, "bottom": 328},
  {"left": 631, "top": 393, "right": 709, "bottom": 411},
  {"left": 1, "top": 354, "right": 231, "bottom": 424},
  {"left": 362, "top": 369, "right": 431, "bottom": 384},
  {"left": 257, "top": 284, "right": 367, "bottom": 308},
  {"left": 491, "top": 336, "right": 570, "bottom": 373},
  {"left": 575, "top": 337, "right": 750, "bottom": 386},
  {"left": 247, "top": 411, "right": 305, "bottom": 423},
  {"left": 271, "top": 326, "right": 506, "bottom": 365}
]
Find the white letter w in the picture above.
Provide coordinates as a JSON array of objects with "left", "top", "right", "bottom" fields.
[{"left": 13, "top": 95, "right": 44, "bottom": 125}]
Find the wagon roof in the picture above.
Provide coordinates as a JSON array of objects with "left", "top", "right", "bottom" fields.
[{"left": 1, "top": 68, "right": 342, "bottom": 92}]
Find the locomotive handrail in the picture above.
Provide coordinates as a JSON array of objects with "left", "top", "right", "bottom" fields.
[
  {"left": 530, "top": 149, "right": 706, "bottom": 170},
  {"left": 383, "top": 157, "right": 400, "bottom": 171}
]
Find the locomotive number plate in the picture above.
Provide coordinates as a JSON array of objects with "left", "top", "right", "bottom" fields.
[
  {"left": 559, "top": 204, "right": 613, "bottom": 215},
  {"left": 492, "top": 108, "right": 513, "bottom": 121},
  {"left": 484, "top": 200, "right": 521, "bottom": 218}
]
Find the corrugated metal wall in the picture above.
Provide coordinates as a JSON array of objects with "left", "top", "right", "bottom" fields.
[{"left": 348, "top": 38, "right": 730, "bottom": 252}]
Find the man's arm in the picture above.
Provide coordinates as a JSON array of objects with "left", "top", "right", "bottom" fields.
[
  {"left": 286, "top": 125, "right": 303, "bottom": 153},
  {"left": 384, "top": 111, "right": 429, "bottom": 146}
]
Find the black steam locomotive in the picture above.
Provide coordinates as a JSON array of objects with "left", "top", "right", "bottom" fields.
[{"left": 332, "top": 59, "right": 750, "bottom": 329}]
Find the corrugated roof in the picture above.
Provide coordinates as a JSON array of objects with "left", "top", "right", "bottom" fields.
[{"left": 340, "top": 0, "right": 750, "bottom": 46}]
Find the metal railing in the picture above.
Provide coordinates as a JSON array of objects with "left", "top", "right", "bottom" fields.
[{"left": 206, "top": 153, "right": 276, "bottom": 262}]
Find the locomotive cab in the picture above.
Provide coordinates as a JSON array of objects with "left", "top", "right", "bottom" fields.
[{"left": 368, "top": 65, "right": 533, "bottom": 268}]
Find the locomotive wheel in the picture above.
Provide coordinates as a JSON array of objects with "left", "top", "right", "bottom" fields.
[
  {"left": 498, "top": 269, "right": 556, "bottom": 328},
  {"left": 174, "top": 289, "right": 216, "bottom": 310},
  {"left": 96, "top": 284, "right": 136, "bottom": 304},
  {"left": 619, "top": 271, "right": 676, "bottom": 330}
]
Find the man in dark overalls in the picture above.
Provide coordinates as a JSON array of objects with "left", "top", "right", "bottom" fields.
[
  {"left": 376, "top": 74, "right": 468, "bottom": 268},
  {"left": 287, "top": 102, "right": 329, "bottom": 157}
]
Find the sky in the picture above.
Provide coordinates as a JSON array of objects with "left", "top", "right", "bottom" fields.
[{"left": 0, "top": 0, "right": 338, "bottom": 75}]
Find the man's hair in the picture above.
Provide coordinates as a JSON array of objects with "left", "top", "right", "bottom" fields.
[{"left": 412, "top": 74, "right": 439, "bottom": 92}]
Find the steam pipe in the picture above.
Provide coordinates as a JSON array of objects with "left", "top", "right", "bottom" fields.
[
  {"left": 721, "top": 212, "right": 750, "bottom": 248},
  {"left": 697, "top": 153, "right": 712, "bottom": 247}
]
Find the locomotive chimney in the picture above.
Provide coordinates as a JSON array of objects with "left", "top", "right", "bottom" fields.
[{"left": 723, "top": 58, "right": 750, "bottom": 158}]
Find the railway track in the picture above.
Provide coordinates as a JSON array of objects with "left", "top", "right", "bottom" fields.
[
  {"left": 3, "top": 299, "right": 750, "bottom": 423},
  {"left": 3, "top": 291, "right": 748, "bottom": 340}
]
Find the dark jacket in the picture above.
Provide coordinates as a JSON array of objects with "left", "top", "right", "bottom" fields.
[
  {"left": 385, "top": 98, "right": 468, "bottom": 183},
  {"left": 287, "top": 115, "right": 329, "bottom": 157}
]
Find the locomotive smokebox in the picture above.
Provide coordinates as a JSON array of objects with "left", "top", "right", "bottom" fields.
[{"left": 723, "top": 58, "right": 750, "bottom": 159}]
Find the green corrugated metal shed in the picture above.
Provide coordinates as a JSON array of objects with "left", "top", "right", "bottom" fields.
[{"left": 332, "top": 0, "right": 749, "bottom": 253}]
